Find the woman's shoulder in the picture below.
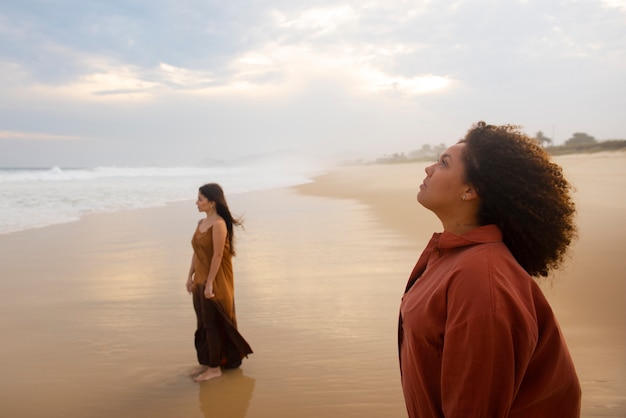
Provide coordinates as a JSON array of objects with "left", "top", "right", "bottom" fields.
[
  {"left": 198, "top": 216, "right": 226, "bottom": 227},
  {"left": 445, "top": 240, "right": 505, "bottom": 272},
  {"left": 447, "top": 242, "right": 535, "bottom": 310},
  {"left": 208, "top": 216, "right": 227, "bottom": 234},
  {"left": 445, "top": 242, "right": 528, "bottom": 293}
]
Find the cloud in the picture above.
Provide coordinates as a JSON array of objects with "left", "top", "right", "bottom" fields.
[
  {"left": 158, "top": 63, "right": 214, "bottom": 88},
  {"left": 0, "top": 131, "right": 86, "bottom": 141},
  {"left": 22, "top": 40, "right": 453, "bottom": 102},
  {"left": 2, "top": 1, "right": 453, "bottom": 103},
  {"left": 600, "top": 0, "right": 626, "bottom": 10},
  {"left": 356, "top": 67, "right": 452, "bottom": 95},
  {"left": 271, "top": 5, "right": 359, "bottom": 36},
  {"left": 0, "top": 0, "right": 624, "bottom": 167},
  {"left": 7, "top": 1, "right": 615, "bottom": 104},
  {"left": 221, "top": 40, "right": 453, "bottom": 98},
  {"left": 28, "top": 63, "right": 159, "bottom": 101}
]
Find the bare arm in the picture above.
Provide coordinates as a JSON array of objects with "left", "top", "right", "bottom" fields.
[
  {"left": 186, "top": 253, "right": 197, "bottom": 294},
  {"left": 204, "top": 218, "right": 227, "bottom": 299}
]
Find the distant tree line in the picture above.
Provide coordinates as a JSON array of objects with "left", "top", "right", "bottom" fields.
[
  {"left": 371, "top": 132, "right": 626, "bottom": 165},
  {"left": 375, "top": 143, "right": 448, "bottom": 164},
  {"left": 534, "top": 131, "right": 626, "bottom": 155}
]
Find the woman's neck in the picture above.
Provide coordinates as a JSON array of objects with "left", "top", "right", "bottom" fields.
[
  {"left": 203, "top": 208, "right": 218, "bottom": 219},
  {"left": 443, "top": 221, "right": 481, "bottom": 235}
]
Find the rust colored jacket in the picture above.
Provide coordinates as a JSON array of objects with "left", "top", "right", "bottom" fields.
[{"left": 399, "top": 225, "right": 581, "bottom": 418}]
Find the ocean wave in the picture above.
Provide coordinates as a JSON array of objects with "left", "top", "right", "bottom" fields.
[
  {"left": 0, "top": 162, "right": 324, "bottom": 235},
  {"left": 0, "top": 166, "right": 238, "bottom": 182}
]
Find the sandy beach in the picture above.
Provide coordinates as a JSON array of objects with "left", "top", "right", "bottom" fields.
[{"left": 0, "top": 152, "right": 624, "bottom": 417}]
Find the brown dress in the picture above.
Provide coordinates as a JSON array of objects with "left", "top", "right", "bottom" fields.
[
  {"left": 191, "top": 223, "right": 252, "bottom": 368},
  {"left": 192, "top": 224, "right": 237, "bottom": 323}
]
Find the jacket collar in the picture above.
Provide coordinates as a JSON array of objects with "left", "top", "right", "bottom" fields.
[
  {"left": 404, "top": 224, "right": 503, "bottom": 293},
  {"left": 436, "top": 224, "right": 503, "bottom": 250}
]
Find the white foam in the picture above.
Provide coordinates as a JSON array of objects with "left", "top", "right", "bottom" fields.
[{"left": 0, "top": 162, "right": 325, "bottom": 235}]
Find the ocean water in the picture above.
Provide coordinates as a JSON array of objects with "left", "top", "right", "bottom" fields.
[{"left": 0, "top": 159, "right": 324, "bottom": 235}]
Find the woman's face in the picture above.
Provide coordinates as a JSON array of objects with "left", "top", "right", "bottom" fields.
[
  {"left": 417, "top": 143, "right": 470, "bottom": 214},
  {"left": 196, "top": 193, "right": 212, "bottom": 212}
]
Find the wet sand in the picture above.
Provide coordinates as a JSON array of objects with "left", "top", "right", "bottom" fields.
[
  {"left": 0, "top": 152, "right": 624, "bottom": 417},
  {"left": 0, "top": 187, "right": 411, "bottom": 417}
]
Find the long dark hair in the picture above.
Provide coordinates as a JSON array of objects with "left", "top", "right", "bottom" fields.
[
  {"left": 198, "top": 183, "right": 243, "bottom": 256},
  {"left": 460, "top": 121, "right": 577, "bottom": 277}
]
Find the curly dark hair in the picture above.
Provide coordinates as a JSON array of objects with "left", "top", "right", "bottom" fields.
[{"left": 460, "top": 121, "right": 577, "bottom": 277}]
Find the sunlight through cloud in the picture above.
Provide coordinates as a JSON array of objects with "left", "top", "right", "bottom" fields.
[
  {"left": 158, "top": 63, "right": 213, "bottom": 87},
  {"left": 600, "top": 0, "right": 626, "bottom": 10},
  {"left": 223, "top": 42, "right": 453, "bottom": 98},
  {"left": 357, "top": 67, "right": 452, "bottom": 95},
  {"left": 272, "top": 5, "right": 358, "bottom": 35},
  {"left": 33, "top": 66, "right": 159, "bottom": 101}
]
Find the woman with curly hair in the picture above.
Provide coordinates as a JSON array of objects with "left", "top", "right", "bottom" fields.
[{"left": 398, "top": 122, "right": 581, "bottom": 417}]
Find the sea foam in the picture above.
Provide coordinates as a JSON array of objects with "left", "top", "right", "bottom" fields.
[{"left": 0, "top": 161, "right": 323, "bottom": 235}]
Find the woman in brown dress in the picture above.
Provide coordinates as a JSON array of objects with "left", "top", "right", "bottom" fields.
[{"left": 186, "top": 183, "right": 252, "bottom": 382}]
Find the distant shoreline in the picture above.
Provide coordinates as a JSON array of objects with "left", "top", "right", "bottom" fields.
[
  {"left": 362, "top": 140, "right": 626, "bottom": 166},
  {"left": 545, "top": 140, "right": 626, "bottom": 155}
]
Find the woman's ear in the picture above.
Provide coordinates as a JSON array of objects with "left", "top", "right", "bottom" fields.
[{"left": 463, "top": 186, "right": 479, "bottom": 201}]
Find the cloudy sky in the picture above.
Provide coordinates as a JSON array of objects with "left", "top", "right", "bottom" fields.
[{"left": 1, "top": 0, "right": 625, "bottom": 167}]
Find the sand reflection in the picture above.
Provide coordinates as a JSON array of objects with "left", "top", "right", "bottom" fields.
[{"left": 198, "top": 369, "right": 256, "bottom": 417}]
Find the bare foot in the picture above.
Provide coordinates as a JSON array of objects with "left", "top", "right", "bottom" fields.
[
  {"left": 189, "top": 365, "right": 209, "bottom": 377},
  {"left": 193, "top": 367, "right": 222, "bottom": 382}
]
